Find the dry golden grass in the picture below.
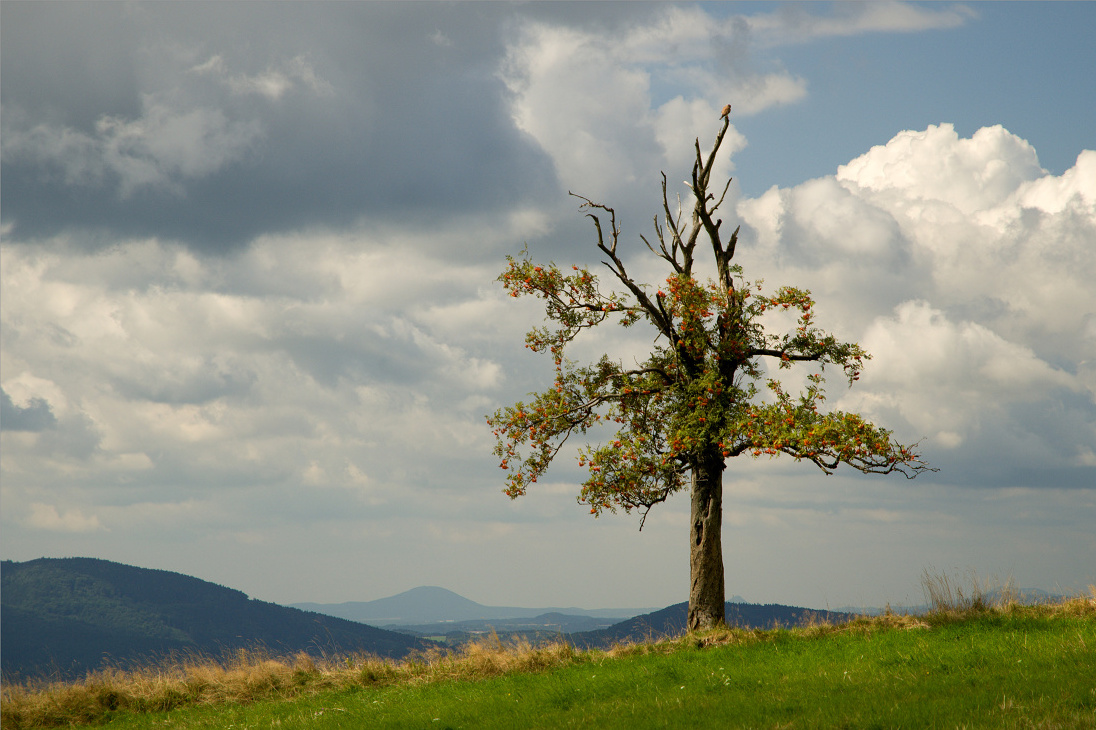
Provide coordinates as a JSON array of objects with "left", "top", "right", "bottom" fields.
[
  {"left": 920, "top": 567, "right": 1020, "bottom": 614},
  {"left": 1, "top": 649, "right": 345, "bottom": 729},
  {"left": 919, "top": 569, "right": 1096, "bottom": 622},
  {"left": 0, "top": 634, "right": 589, "bottom": 729},
  {"left": 4, "top": 587, "right": 1094, "bottom": 730}
]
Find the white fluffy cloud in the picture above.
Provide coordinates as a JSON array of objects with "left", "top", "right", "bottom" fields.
[
  {"left": 498, "top": 0, "right": 975, "bottom": 197},
  {"left": 836, "top": 124, "right": 1045, "bottom": 215},
  {"left": 735, "top": 123, "right": 1096, "bottom": 485},
  {"left": 0, "top": 226, "right": 534, "bottom": 542},
  {"left": 4, "top": 122, "right": 1090, "bottom": 553},
  {"left": 499, "top": 6, "right": 802, "bottom": 200}
]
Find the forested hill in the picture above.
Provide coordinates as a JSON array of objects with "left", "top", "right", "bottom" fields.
[
  {"left": 569, "top": 601, "right": 856, "bottom": 648},
  {"left": 1, "top": 558, "right": 431, "bottom": 681}
]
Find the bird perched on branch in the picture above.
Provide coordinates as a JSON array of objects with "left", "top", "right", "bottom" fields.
[{"left": 720, "top": 104, "right": 732, "bottom": 119}]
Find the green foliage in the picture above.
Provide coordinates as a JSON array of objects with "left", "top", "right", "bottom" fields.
[{"left": 488, "top": 120, "right": 932, "bottom": 527}]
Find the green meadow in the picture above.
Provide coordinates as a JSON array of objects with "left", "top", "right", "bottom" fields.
[{"left": 4, "top": 590, "right": 1094, "bottom": 730}]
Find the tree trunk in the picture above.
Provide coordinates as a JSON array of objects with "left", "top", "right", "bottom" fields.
[{"left": 687, "top": 449, "right": 725, "bottom": 631}]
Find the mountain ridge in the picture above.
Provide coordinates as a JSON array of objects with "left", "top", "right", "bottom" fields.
[
  {"left": 291, "top": 585, "right": 662, "bottom": 625},
  {"left": 1, "top": 558, "right": 432, "bottom": 681},
  {"left": 9, "top": 557, "right": 992, "bottom": 683}
]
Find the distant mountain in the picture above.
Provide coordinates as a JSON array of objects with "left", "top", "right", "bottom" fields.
[
  {"left": 1, "top": 558, "right": 432, "bottom": 681},
  {"left": 292, "top": 586, "right": 658, "bottom": 626},
  {"left": 569, "top": 601, "right": 857, "bottom": 648},
  {"left": 392, "top": 612, "right": 623, "bottom": 637}
]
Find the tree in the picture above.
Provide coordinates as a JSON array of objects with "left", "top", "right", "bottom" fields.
[{"left": 487, "top": 114, "right": 934, "bottom": 631}]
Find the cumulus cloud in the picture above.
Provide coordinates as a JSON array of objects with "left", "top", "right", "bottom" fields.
[
  {"left": 497, "top": 0, "right": 975, "bottom": 199},
  {"left": 851, "top": 301, "right": 1090, "bottom": 473},
  {"left": 831, "top": 124, "right": 1096, "bottom": 360},
  {"left": 0, "top": 224, "right": 528, "bottom": 539},
  {"left": 836, "top": 124, "right": 1045, "bottom": 215},
  {"left": 4, "top": 121, "right": 1090, "bottom": 561},
  {"left": 1012, "top": 149, "right": 1096, "bottom": 215},
  {"left": 499, "top": 6, "right": 804, "bottom": 200},
  {"left": 735, "top": 124, "right": 1096, "bottom": 488},
  {"left": 0, "top": 3, "right": 978, "bottom": 253},
  {"left": 494, "top": 3, "right": 976, "bottom": 249}
]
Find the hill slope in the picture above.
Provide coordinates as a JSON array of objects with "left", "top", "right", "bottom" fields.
[
  {"left": 5, "top": 597, "right": 1092, "bottom": 729},
  {"left": 1, "top": 558, "right": 431, "bottom": 681},
  {"left": 569, "top": 600, "right": 855, "bottom": 648}
]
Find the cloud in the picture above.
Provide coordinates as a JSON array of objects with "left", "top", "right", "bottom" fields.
[
  {"left": 1, "top": 3, "right": 557, "bottom": 251},
  {"left": 1, "top": 2, "right": 1092, "bottom": 609},
  {"left": 493, "top": 4, "right": 975, "bottom": 254},
  {"left": 1012, "top": 149, "right": 1096, "bottom": 215},
  {"left": 830, "top": 124, "right": 1096, "bottom": 363},
  {"left": 1, "top": 3, "right": 977, "bottom": 254},
  {"left": 1, "top": 389, "right": 57, "bottom": 432},
  {"left": 26, "top": 503, "right": 105, "bottom": 533},
  {"left": 4, "top": 122, "right": 1090, "bottom": 560},
  {"left": 191, "top": 54, "right": 334, "bottom": 100},
  {"left": 746, "top": 2, "right": 976, "bottom": 45},
  {"left": 0, "top": 225, "right": 527, "bottom": 533},
  {"left": 836, "top": 123, "right": 1044, "bottom": 215},
  {"left": 734, "top": 124, "right": 1096, "bottom": 488},
  {"left": 499, "top": 6, "right": 805, "bottom": 201},
  {"left": 2, "top": 103, "right": 263, "bottom": 198},
  {"left": 851, "top": 301, "right": 1092, "bottom": 479}
]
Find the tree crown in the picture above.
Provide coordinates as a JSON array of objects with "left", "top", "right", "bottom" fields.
[{"left": 488, "top": 118, "right": 932, "bottom": 527}]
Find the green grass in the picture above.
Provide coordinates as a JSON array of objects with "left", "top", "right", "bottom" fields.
[{"left": 7, "top": 597, "right": 1093, "bottom": 729}]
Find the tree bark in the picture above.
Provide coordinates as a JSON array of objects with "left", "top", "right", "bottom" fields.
[{"left": 687, "top": 449, "right": 725, "bottom": 631}]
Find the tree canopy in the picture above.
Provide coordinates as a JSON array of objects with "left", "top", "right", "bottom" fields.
[{"left": 487, "top": 115, "right": 933, "bottom": 629}]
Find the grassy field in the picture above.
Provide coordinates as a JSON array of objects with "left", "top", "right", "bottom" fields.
[{"left": 4, "top": 590, "right": 1094, "bottom": 729}]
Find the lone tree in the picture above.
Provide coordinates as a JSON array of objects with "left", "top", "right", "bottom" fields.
[{"left": 487, "top": 113, "right": 933, "bottom": 631}]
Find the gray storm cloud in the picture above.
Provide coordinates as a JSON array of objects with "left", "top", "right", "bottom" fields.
[
  {"left": 1, "top": 2, "right": 558, "bottom": 252},
  {"left": 1, "top": 389, "right": 58, "bottom": 432}
]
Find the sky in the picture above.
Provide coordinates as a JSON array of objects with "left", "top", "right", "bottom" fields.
[{"left": 2, "top": 1, "right": 1094, "bottom": 613}]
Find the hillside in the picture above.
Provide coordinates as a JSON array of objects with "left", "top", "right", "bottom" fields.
[
  {"left": 4, "top": 595, "right": 1093, "bottom": 729},
  {"left": 379, "top": 599, "right": 849, "bottom": 647},
  {"left": 0, "top": 558, "right": 431, "bottom": 681},
  {"left": 569, "top": 600, "right": 855, "bottom": 648}
]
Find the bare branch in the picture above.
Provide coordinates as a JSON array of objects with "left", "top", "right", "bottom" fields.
[
  {"left": 659, "top": 173, "right": 687, "bottom": 271},
  {"left": 570, "top": 192, "right": 678, "bottom": 340},
  {"left": 750, "top": 347, "right": 824, "bottom": 362}
]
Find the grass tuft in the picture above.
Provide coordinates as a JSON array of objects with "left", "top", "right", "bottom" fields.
[{"left": 920, "top": 567, "right": 1021, "bottom": 615}]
